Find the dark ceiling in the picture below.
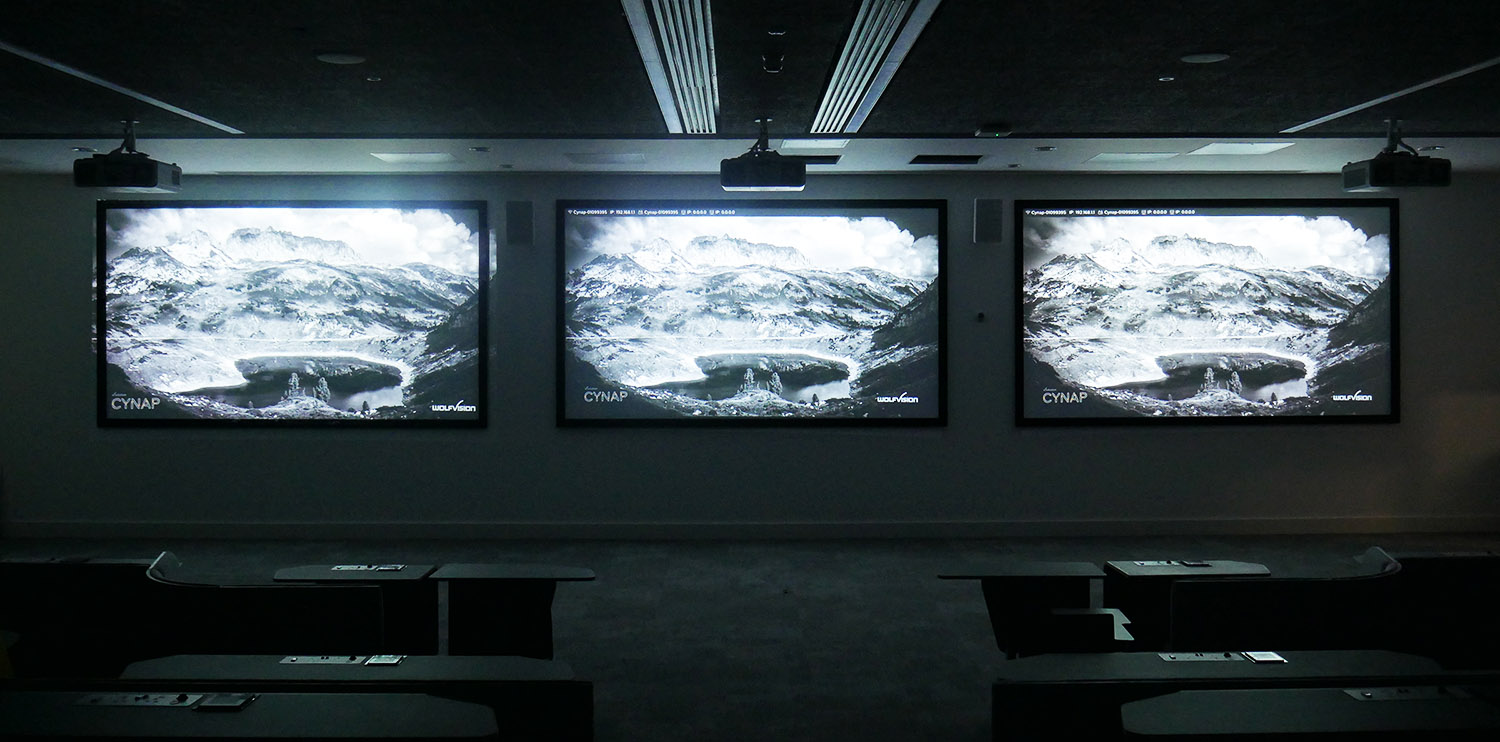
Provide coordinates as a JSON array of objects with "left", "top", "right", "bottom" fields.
[{"left": 3, "top": 0, "right": 1498, "bottom": 142}]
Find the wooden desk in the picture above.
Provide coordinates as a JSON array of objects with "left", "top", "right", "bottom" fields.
[
  {"left": 1122, "top": 685, "right": 1500, "bottom": 739},
  {"left": 0, "top": 690, "right": 498, "bottom": 740},
  {"left": 991, "top": 650, "right": 1452, "bottom": 741}
]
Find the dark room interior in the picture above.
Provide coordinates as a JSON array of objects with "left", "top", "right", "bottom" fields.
[{"left": 3, "top": 2, "right": 1500, "bottom": 740}]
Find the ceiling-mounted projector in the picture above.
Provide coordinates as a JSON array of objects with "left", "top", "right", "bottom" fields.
[
  {"left": 721, "top": 118, "right": 805, "bottom": 192},
  {"left": 74, "top": 121, "right": 181, "bottom": 193},
  {"left": 1342, "top": 119, "right": 1450, "bottom": 192}
]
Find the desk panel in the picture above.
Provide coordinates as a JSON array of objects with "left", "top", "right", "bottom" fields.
[
  {"left": 992, "top": 650, "right": 1459, "bottom": 742},
  {"left": 114, "top": 654, "right": 591, "bottom": 741},
  {"left": 0, "top": 690, "right": 497, "bottom": 740},
  {"left": 1122, "top": 685, "right": 1500, "bottom": 739}
]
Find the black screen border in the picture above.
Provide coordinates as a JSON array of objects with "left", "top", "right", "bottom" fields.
[
  {"left": 555, "top": 198, "right": 948, "bottom": 427},
  {"left": 95, "top": 198, "right": 490, "bottom": 428},
  {"left": 1013, "top": 197, "right": 1400, "bottom": 426}
]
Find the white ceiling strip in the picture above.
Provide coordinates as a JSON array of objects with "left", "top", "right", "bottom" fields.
[
  {"left": 824, "top": 0, "right": 906, "bottom": 131},
  {"left": 842, "top": 0, "right": 942, "bottom": 133},
  {"left": 621, "top": 0, "right": 685, "bottom": 133},
  {"left": 812, "top": 0, "right": 940, "bottom": 135},
  {"left": 1282, "top": 54, "right": 1500, "bottom": 133},
  {"left": 0, "top": 39, "right": 244, "bottom": 135},
  {"left": 650, "top": 0, "right": 718, "bottom": 134}
]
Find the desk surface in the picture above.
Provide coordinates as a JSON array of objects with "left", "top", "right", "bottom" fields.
[
  {"left": 1122, "top": 686, "right": 1500, "bottom": 737},
  {"left": 0, "top": 690, "right": 498, "bottom": 739},
  {"left": 122, "top": 654, "right": 575, "bottom": 682},
  {"left": 273, "top": 564, "right": 438, "bottom": 582},
  {"left": 1105, "top": 559, "right": 1270, "bottom": 577},
  {"left": 430, "top": 564, "right": 596, "bottom": 581},
  {"left": 994, "top": 650, "right": 1448, "bottom": 684},
  {"left": 938, "top": 560, "right": 1104, "bottom": 579}
]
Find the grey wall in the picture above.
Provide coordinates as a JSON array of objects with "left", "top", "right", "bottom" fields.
[{"left": 2, "top": 170, "right": 1497, "bottom": 539}]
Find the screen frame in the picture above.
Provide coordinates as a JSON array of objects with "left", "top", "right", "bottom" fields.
[
  {"left": 1014, "top": 197, "right": 1400, "bottom": 426},
  {"left": 95, "top": 199, "right": 490, "bottom": 428},
  {"left": 555, "top": 198, "right": 948, "bottom": 427}
]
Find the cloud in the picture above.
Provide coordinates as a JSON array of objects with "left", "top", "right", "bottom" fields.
[
  {"left": 577, "top": 214, "right": 939, "bottom": 281},
  {"left": 1026, "top": 214, "right": 1389, "bottom": 277},
  {"left": 108, "top": 206, "right": 481, "bottom": 275}
]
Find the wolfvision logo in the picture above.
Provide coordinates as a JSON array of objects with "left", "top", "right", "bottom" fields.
[
  {"left": 109, "top": 393, "right": 161, "bottom": 411},
  {"left": 1331, "top": 390, "right": 1374, "bottom": 402},
  {"left": 583, "top": 387, "right": 630, "bottom": 403},
  {"left": 876, "top": 392, "right": 920, "bottom": 404},
  {"left": 430, "top": 399, "right": 477, "bottom": 413},
  {"left": 1040, "top": 387, "right": 1088, "bottom": 404}
]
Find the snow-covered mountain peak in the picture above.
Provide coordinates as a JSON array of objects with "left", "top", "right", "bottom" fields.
[
  {"left": 628, "top": 237, "right": 694, "bottom": 273},
  {"left": 682, "top": 235, "right": 810, "bottom": 271},
  {"left": 221, "top": 227, "right": 359, "bottom": 265},
  {"left": 1089, "top": 237, "right": 1154, "bottom": 273},
  {"left": 155, "top": 229, "right": 231, "bottom": 267},
  {"left": 1143, "top": 234, "right": 1268, "bottom": 269}
]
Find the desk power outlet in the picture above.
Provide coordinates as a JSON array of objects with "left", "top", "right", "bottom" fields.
[{"left": 1158, "top": 652, "right": 1245, "bottom": 662}]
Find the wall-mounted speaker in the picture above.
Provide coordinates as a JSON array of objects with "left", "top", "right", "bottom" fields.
[
  {"left": 505, "top": 201, "right": 533, "bottom": 246},
  {"left": 974, "top": 198, "right": 1004, "bottom": 244}
]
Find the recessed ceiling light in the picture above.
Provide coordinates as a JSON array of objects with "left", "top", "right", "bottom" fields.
[
  {"left": 71, "top": 146, "right": 97, "bottom": 153},
  {"left": 365, "top": 75, "right": 382, "bottom": 82},
  {"left": 469, "top": 146, "right": 491, "bottom": 153},
  {"left": 565, "top": 153, "right": 647, "bottom": 165},
  {"left": 370, "top": 152, "right": 457, "bottom": 164},
  {"left": 1180, "top": 52, "right": 1230, "bottom": 64},
  {"left": 1418, "top": 145, "right": 1446, "bottom": 152},
  {"left": 315, "top": 52, "right": 367, "bottom": 65},
  {"left": 1186, "top": 142, "right": 1296, "bottom": 156},
  {"left": 1086, "top": 152, "right": 1180, "bottom": 163},
  {"left": 779, "top": 138, "right": 851, "bottom": 150},
  {"left": 1158, "top": 76, "right": 1176, "bottom": 82},
  {"left": 1034, "top": 145, "right": 1057, "bottom": 152}
]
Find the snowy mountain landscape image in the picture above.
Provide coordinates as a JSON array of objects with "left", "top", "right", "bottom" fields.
[
  {"left": 99, "top": 203, "right": 485, "bottom": 423},
  {"left": 561, "top": 204, "right": 943, "bottom": 421},
  {"left": 1020, "top": 204, "right": 1395, "bottom": 420}
]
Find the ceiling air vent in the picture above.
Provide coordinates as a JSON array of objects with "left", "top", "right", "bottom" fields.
[
  {"left": 789, "top": 154, "right": 842, "bottom": 166},
  {"left": 909, "top": 154, "right": 984, "bottom": 165}
]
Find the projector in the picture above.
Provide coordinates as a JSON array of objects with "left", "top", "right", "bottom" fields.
[
  {"left": 1342, "top": 150, "right": 1451, "bottom": 191},
  {"left": 720, "top": 150, "right": 805, "bottom": 192},
  {"left": 74, "top": 151, "right": 182, "bottom": 192}
]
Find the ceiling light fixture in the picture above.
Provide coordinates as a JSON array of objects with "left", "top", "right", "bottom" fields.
[
  {"left": 1179, "top": 52, "right": 1230, "bottom": 64},
  {"left": 370, "top": 152, "right": 457, "bottom": 164},
  {"left": 721, "top": 118, "right": 805, "bottom": 191},
  {"left": 779, "top": 138, "right": 851, "bottom": 150},
  {"left": 315, "top": 52, "right": 367, "bottom": 65},
  {"left": 1086, "top": 152, "right": 1180, "bottom": 164},
  {"left": 1186, "top": 142, "right": 1296, "bottom": 156}
]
